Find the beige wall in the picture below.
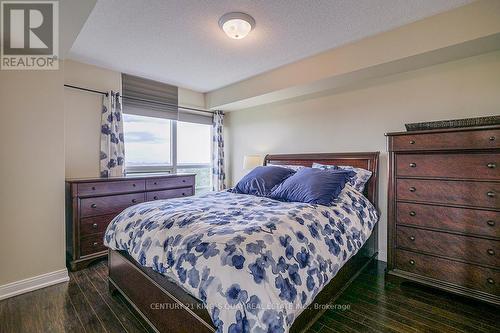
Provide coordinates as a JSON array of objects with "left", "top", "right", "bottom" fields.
[
  {"left": 64, "top": 60, "right": 206, "bottom": 179},
  {"left": 0, "top": 69, "right": 66, "bottom": 285},
  {"left": 64, "top": 60, "right": 122, "bottom": 178},
  {"left": 225, "top": 50, "right": 500, "bottom": 261},
  {"left": 179, "top": 87, "right": 206, "bottom": 110}
]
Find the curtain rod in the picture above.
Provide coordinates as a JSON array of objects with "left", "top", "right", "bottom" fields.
[
  {"left": 63, "top": 84, "right": 214, "bottom": 114},
  {"left": 64, "top": 84, "right": 109, "bottom": 96}
]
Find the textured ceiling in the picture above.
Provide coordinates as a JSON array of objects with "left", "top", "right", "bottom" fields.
[{"left": 69, "top": 0, "right": 474, "bottom": 92}]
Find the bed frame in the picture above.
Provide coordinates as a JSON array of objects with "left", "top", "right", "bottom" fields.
[{"left": 108, "top": 152, "right": 380, "bottom": 333}]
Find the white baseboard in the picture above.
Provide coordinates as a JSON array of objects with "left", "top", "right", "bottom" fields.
[{"left": 0, "top": 269, "right": 69, "bottom": 301}]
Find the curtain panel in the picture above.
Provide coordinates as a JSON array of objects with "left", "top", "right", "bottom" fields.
[
  {"left": 212, "top": 110, "right": 226, "bottom": 191},
  {"left": 100, "top": 91, "right": 125, "bottom": 177}
]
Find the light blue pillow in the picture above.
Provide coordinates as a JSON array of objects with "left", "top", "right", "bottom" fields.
[
  {"left": 312, "top": 163, "right": 372, "bottom": 193},
  {"left": 269, "top": 168, "right": 352, "bottom": 205}
]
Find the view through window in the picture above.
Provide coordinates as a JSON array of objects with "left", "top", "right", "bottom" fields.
[
  {"left": 177, "top": 121, "right": 212, "bottom": 193},
  {"left": 123, "top": 114, "right": 172, "bottom": 170}
]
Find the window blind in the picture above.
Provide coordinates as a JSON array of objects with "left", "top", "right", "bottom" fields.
[
  {"left": 122, "top": 73, "right": 178, "bottom": 120},
  {"left": 178, "top": 108, "right": 213, "bottom": 125}
]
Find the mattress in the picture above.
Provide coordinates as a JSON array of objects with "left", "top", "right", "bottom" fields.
[{"left": 104, "top": 187, "right": 378, "bottom": 333}]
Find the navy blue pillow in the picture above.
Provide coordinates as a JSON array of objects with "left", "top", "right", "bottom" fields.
[
  {"left": 232, "top": 166, "right": 295, "bottom": 196},
  {"left": 269, "top": 168, "right": 352, "bottom": 205}
]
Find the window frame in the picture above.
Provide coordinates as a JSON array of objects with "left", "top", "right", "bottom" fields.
[{"left": 124, "top": 115, "right": 213, "bottom": 193}]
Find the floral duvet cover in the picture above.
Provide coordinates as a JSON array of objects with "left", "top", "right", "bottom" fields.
[{"left": 104, "top": 187, "right": 378, "bottom": 333}]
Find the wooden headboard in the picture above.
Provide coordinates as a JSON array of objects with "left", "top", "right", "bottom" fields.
[{"left": 264, "top": 152, "right": 380, "bottom": 208}]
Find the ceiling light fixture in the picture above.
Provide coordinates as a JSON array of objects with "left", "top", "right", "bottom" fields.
[{"left": 218, "top": 12, "right": 255, "bottom": 40}]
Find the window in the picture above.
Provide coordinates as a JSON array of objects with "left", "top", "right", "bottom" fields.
[
  {"left": 123, "top": 114, "right": 173, "bottom": 172},
  {"left": 177, "top": 121, "right": 212, "bottom": 193},
  {"left": 177, "top": 122, "right": 211, "bottom": 164},
  {"left": 123, "top": 115, "right": 212, "bottom": 192}
]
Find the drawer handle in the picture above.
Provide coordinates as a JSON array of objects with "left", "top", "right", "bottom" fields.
[
  {"left": 486, "top": 191, "right": 496, "bottom": 198},
  {"left": 153, "top": 196, "right": 158, "bottom": 200},
  {"left": 409, "top": 140, "right": 415, "bottom": 145},
  {"left": 487, "top": 278, "right": 495, "bottom": 285},
  {"left": 92, "top": 223, "right": 98, "bottom": 229},
  {"left": 182, "top": 192, "right": 186, "bottom": 196},
  {"left": 132, "top": 183, "right": 136, "bottom": 187},
  {"left": 409, "top": 236, "right": 415, "bottom": 241},
  {"left": 409, "top": 187, "right": 416, "bottom": 192},
  {"left": 489, "top": 136, "right": 496, "bottom": 141},
  {"left": 409, "top": 259, "right": 415, "bottom": 265},
  {"left": 153, "top": 182, "right": 157, "bottom": 185},
  {"left": 132, "top": 199, "right": 137, "bottom": 203},
  {"left": 90, "top": 203, "right": 97, "bottom": 208},
  {"left": 91, "top": 186, "right": 96, "bottom": 190},
  {"left": 92, "top": 242, "right": 98, "bottom": 247},
  {"left": 182, "top": 179, "right": 186, "bottom": 183},
  {"left": 409, "top": 211, "right": 416, "bottom": 217},
  {"left": 409, "top": 163, "right": 416, "bottom": 168},
  {"left": 487, "top": 249, "right": 495, "bottom": 256},
  {"left": 487, "top": 220, "right": 495, "bottom": 227},
  {"left": 487, "top": 163, "right": 496, "bottom": 169}
]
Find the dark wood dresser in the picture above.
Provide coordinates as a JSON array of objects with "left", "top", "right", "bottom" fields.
[
  {"left": 66, "top": 173, "right": 195, "bottom": 271},
  {"left": 386, "top": 125, "right": 499, "bottom": 305}
]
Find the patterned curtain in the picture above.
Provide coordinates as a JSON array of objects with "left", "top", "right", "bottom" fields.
[
  {"left": 212, "top": 110, "right": 226, "bottom": 191},
  {"left": 100, "top": 91, "right": 125, "bottom": 177}
]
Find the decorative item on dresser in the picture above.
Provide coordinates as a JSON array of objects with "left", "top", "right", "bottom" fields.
[
  {"left": 65, "top": 174, "right": 195, "bottom": 271},
  {"left": 386, "top": 125, "right": 499, "bottom": 305}
]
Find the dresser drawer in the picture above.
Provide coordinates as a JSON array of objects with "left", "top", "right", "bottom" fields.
[
  {"left": 397, "top": 153, "right": 499, "bottom": 180},
  {"left": 146, "top": 187, "right": 193, "bottom": 201},
  {"left": 80, "top": 233, "right": 106, "bottom": 256},
  {"left": 390, "top": 129, "right": 499, "bottom": 151},
  {"left": 397, "top": 226, "right": 499, "bottom": 267},
  {"left": 77, "top": 180, "right": 145, "bottom": 197},
  {"left": 146, "top": 176, "right": 194, "bottom": 191},
  {"left": 81, "top": 193, "right": 145, "bottom": 218},
  {"left": 397, "top": 202, "right": 498, "bottom": 238},
  {"left": 395, "top": 249, "right": 499, "bottom": 295},
  {"left": 397, "top": 179, "right": 499, "bottom": 208},
  {"left": 80, "top": 213, "right": 117, "bottom": 236}
]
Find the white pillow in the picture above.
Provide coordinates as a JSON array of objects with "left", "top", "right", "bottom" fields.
[
  {"left": 267, "top": 164, "right": 305, "bottom": 172},
  {"left": 312, "top": 163, "right": 372, "bottom": 193}
]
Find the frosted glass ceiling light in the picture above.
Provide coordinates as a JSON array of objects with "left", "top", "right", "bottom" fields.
[{"left": 219, "top": 12, "right": 255, "bottom": 40}]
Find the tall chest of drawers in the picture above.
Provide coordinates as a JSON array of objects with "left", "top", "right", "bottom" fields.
[
  {"left": 66, "top": 174, "right": 195, "bottom": 271},
  {"left": 386, "top": 125, "right": 499, "bottom": 305}
]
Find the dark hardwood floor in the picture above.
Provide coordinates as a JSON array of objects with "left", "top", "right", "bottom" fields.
[{"left": 1, "top": 260, "right": 499, "bottom": 333}]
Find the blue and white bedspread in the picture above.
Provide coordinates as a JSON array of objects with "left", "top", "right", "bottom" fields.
[{"left": 104, "top": 187, "right": 378, "bottom": 333}]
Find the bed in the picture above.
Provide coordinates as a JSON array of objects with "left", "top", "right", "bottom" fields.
[{"left": 106, "top": 152, "right": 379, "bottom": 333}]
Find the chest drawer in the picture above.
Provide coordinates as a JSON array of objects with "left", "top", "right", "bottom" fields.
[
  {"left": 390, "top": 129, "right": 499, "bottom": 151},
  {"left": 395, "top": 249, "right": 499, "bottom": 295},
  {"left": 77, "top": 180, "right": 145, "bottom": 197},
  {"left": 397, "top": 226, "right": 499, "bottom": 267},
  {"left": 397, "top": 153, "right": 499, "bottom": 180},
  {"left": 146, "top": 187, "right": 194, "bottom": 201},
  {"left": 80, "top": 233, "right": 106, "bottom": 256},
  {"left": 80, "top": 213, "right": 117, "bottom": 236},
  {"left": 81, "top": 193, "right": 145, "bottom": 218},
  {"left": 397, "top": 202, "right": 498, "bottom": 238},
  {"left": 397, "top": 179, "right": 499, "bottom": 209},
  {"left": 146, "top": 176, "right": 195, "bottom": 190}
]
